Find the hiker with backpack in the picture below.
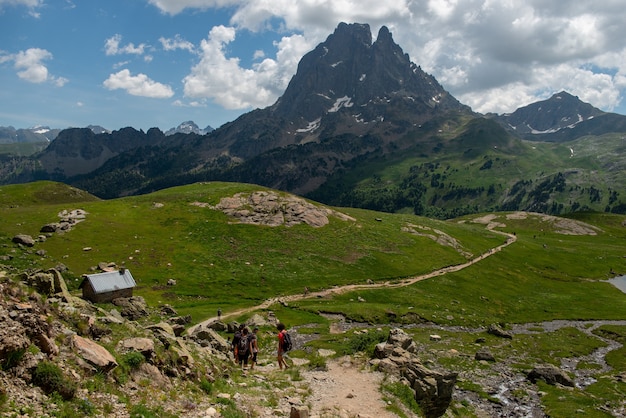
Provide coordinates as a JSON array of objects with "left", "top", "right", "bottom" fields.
[
  {"left": 237, "top": 327, "right": 252, "bottom": 370},
  {"left": 249, "top": 327, "right": 259, "bottom": 370},
  {"left": 231, "top": 324, "right": 244, "bottom": 364},
  {"left": 276, "top": 322, "right": 291, "bottom": 370}
]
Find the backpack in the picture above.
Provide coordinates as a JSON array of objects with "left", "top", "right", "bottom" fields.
[
  {"left": 282, "top": 331, "right": 292, "bottom": 352},
  {"left": 238, "top": 334, "right": 249, "bottom": 355}
]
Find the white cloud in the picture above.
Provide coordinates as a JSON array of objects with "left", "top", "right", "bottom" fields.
[
  {"left": 103, "top": 69, "right": 174, "bottom": 98},
  {"left": 0, "top": 0, "right": 42, "bottom": 14},
  {"left": 182, "top": 25, "right": 310, "bottom": 109},
  {"left": 105, "top": 34, "right": 147, "bottom": 56},
  {"left": 14, "top": 48, "right": 50, "bottom": 83},
  {"left": 142, "top": 1, "right": 626, "bottom": 113},
  {"left": 0, "top": 0, "right": 41, "bottom": 6},
  {"left": 147, "top": 0, "right": 239, "bottom": 15},
  {"left": 2, "top": 47, "right": 68, "bottom": 86},
  {"left": 159, "top": 34, "right": 195, "bottom": 52}
]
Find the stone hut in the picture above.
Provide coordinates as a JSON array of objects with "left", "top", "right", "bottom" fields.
[{"left": 80, "top": 269, "right": 136, "bottom": 303}]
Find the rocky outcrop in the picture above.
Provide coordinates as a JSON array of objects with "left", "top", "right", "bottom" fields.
[
  {"left": 112, "top": 296, "right": 149, "bottom": 320},
  {"left": 189, "top": 325, "right": 231, "bottom": 354},
  {"left": 372, "top": 328, "right": 457, "bottom": 418},
  {"left": 205, "top": 190, "right": 355, "bottom": 228}
]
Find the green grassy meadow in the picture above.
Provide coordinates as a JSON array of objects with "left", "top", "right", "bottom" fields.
[
  {"left": 1, "top": 180, "right": 625, "bottom": 326},
  {"left": 2, "top": 180, "right": 626, "bottom": 417}
]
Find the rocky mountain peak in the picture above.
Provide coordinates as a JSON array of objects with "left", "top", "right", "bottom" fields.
[
  {"left": 500, "top": 91, "right": 605, "bottom": 135},
  {"left": 273, "top": 22, "right": 467, "bottom": 122}
]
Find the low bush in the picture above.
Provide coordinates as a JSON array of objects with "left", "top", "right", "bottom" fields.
[{"left": 32, "top": 361, "right": 76, "bottom": 400}]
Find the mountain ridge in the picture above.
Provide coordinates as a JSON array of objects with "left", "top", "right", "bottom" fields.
[{"left": 2, "top": 22, "right": 626, "bottom": 216}]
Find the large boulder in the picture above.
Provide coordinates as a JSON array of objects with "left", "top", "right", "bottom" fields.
[
  {"left": 72, "top": 335, "right": 118, "bottom": 372},
  {"left": 405, "top": 362, "right": 458, "bottom": 418},
  {"left": 12, "top": 234, "right": 35, "bottom": 247},
  {"left": 117, "top": 337, "right": 155, "bottom": 360},
  {"left": 112, "top": 296, "right": 149, "bottom": 320},
  {"left": 527, "top": 364, "right": 574, "bottom": 387},
  {"left": 22, "top": 271, "right": 55, "bottom": 295},
  {"left": 146, "top": 322, "right": 176, "bottom": 347},
  {"left": 190, "top": 326, "right": 231, "bottom": 353}
]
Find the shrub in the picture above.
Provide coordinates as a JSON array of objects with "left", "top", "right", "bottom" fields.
[
  {"left": 198, "top": 377, "right": 213, "bottom": 394},
  {"left": 32, "top": 361, "right": 76, "bottom": 400},
  {"left": 122, "top": 351, "right": 145, "bottom": 369},
  {"left": 346, "top": 329, "right": 388, "bottom": 355},
  {"left": 1, "top": 347, "right": 26, "bottom": 370},
  {"left": 307, "top": 354, "right": 327, "bottom": 371}
]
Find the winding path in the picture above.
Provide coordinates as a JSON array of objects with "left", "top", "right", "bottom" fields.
[{"left": 188, "top": 228, "right": 516, "bottom": 334}]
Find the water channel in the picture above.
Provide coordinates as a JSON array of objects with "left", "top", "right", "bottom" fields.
[{"left": 609, "top": 275, "right": 626, "bottom": 293}]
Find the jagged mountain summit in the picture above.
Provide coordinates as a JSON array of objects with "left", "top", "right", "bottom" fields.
[
  {"left": 165, "top": 121, "right": 214, "bottom": 136},
  {"left": 273, "top": 23, "right": 468, "bottom": 122},
  {"left": 211, "top": 23, "right": 471, "bottom": 161}
]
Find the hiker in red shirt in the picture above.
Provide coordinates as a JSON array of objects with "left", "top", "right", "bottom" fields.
[{"left": 276, "top": 322, "right": 290, "bottom": 370}]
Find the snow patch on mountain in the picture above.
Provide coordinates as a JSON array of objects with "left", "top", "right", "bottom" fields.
[
  {"left": 296, "top": 118, "right": 321, "bottom": 133},
  {"left": 328, "top": 96, "right": 353, "bottom": 113}
]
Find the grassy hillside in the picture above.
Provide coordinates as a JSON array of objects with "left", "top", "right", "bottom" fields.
[
  {"left": 308, "top": 121, "right": 626, "bottom": 218},
  {"left": 2, "top": 181, "right": 625, "bottom": 328},
  {"left": 0, "top": 181, "right": 504, "bottom": 321}
]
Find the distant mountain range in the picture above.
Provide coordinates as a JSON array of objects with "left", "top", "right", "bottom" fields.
[
  {"left": 164, "top": 121, "right": 214, "bottom": 136},
  {"left": 2, "top": 22, "right": 626, "bottom": 217},
  {"left": 0, "top": 121, "right": 214, "bottom": 144}
]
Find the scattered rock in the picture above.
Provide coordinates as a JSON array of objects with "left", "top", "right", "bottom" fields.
[
  {"left": 290, "top": 405, "right": 310, "bottom": 418},
  {"left": 487, "top": 324, "right": 513, "bottom": 339},
  {"left": 475, "top": 349, "right": 496, "bottom": 362},
  {"left": 527, "top": 364, "right": 575, "bottom": 387},
  {"left": 12, "top": 234, "right": 35, "bottom": 247}
]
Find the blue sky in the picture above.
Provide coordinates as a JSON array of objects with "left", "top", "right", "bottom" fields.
[{"left": 2, "top": 0, "right": 626, "bottom": 131}]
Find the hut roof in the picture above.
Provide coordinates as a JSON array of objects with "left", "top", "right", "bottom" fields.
[{"left": 80, "top": 269, "right": 136, "bottom": 294}]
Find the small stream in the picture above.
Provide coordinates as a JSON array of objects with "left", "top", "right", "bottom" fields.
[{"left": 609, "top": 275, "right": 626, "bottom": 293}]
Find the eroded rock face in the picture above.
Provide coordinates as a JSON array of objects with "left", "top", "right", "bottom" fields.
[{"left": 372, "top": 328, "right": 457, "bottom": 418}]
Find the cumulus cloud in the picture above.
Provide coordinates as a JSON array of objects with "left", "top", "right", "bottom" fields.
[
  {"left": 0, "top": 0, "right": 42, "bottom": 15},
  {"left": 152, "top": 0, "right": 626, "bottom": 114},
  {"left": 0, "top": 0, "right": 41, "bottom": 6},
  {"left": 147, "top": 0, "right": 239, "bottom": 15},
  {"left": 159, "top": 34, "right": 195, "bottom": 52},
  {"left": 103, "top": 69, "right": 174, "bottom": 98},
  {"left": 1, "top": 47, "right": 68, "bottom": 86},
  {"left": 182, "top": 25, "right": 310, "bottom": 109},
  {"left": 105, "top": 34, "right": 147, "bottom": 56}
]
